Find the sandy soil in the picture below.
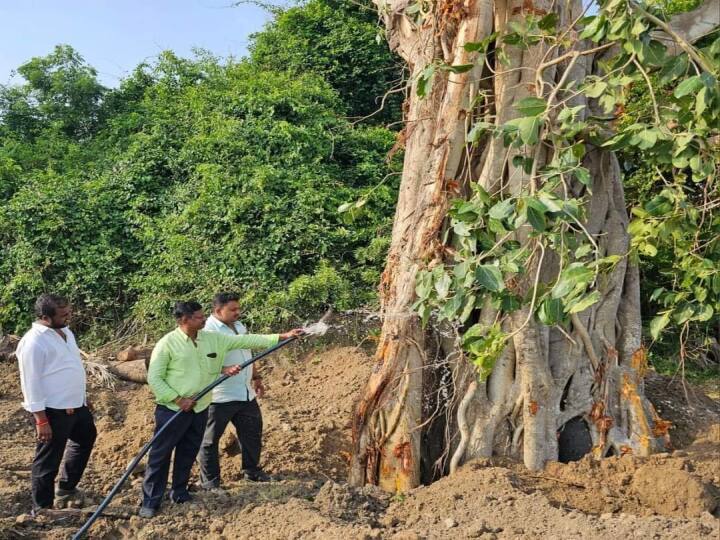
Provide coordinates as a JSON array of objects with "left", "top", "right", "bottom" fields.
[{"left": 0, "top": 345, "right": 717, "bottom": 539}]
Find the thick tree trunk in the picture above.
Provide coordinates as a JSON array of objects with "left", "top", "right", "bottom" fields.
[{"left": 351, "top": 0, "right": 674, "bottom": 490}]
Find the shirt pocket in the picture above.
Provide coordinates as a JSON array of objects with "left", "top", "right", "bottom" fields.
[{"left": 202, "top": 351, "right": 220, "bottom": 375}]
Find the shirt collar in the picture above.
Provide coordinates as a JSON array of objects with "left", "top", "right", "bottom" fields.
[
  {"left": 174, "top": 327, "right": 201, "bottom": 342},
  {"left": 207, "top": 314, "right": 237, "bottom": 332},
  {"left": 32, "top": 322, "right": 55, "bottom": 333}
]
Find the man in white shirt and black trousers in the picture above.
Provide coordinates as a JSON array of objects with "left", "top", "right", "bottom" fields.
[
  {"left": 197, "top": 292, "right": 273, "bottom": 488},
  {"left": 16, "top": 294, "right": 97, "bottom": 513}
]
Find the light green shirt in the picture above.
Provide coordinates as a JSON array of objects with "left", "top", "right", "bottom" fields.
[{"left": 147, "top": 327, "right": 279, "bottom": 412}]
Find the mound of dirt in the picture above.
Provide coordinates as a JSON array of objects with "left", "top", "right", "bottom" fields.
[
  {"left": 383, "top": 463, "right": 718, "bottom": 539},
  {"left": 313, "top": 480, "right": 390, "bottom": 524},
  {"left": 632, "top": 463, "right": 715, "bottom": 517},
  {"left": 0, "top": 346, "right": 718, "bottom": 539}
]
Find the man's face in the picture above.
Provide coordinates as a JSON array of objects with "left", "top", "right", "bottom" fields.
[
  {"left": 215, "top": 301, "right": 241, "bottom": 325},
  {"left": 183, "top": 309, "right": 206, "bottom": 331},
  {"left": 44, "top": 305, "right": 72, "bottom": 329}
]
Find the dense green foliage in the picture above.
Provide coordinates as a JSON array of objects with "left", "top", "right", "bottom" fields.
[
  {"left": 249, "top": 0, "right": 403, "bottom": 122},
  {"left": 0, "top": 3, "right": 401, "bottom": 342}
]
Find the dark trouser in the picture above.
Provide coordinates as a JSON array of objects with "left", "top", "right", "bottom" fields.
[
  {"left": 141, "top": 405, "right": 208, "bottom": 509},
  {"left": 197, "top": 399, "right": 263, "bottom": 488},
  {"left": 31, "top": 406, "right": 97, "bottom": 510}
]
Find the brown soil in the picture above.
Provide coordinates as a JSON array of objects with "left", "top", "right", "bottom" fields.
[{"left": 0, "top": 346, "right": 718, "bottom": 539}]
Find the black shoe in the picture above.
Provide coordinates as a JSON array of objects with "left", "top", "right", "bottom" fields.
[
  {"left": 170, "top": 491, "right": 193, "bottom": 504},
  {"left": 55, "top": 487, "right": 78, "bottom": 497},
  {"left": 138, "top": 506, "right": 156, "bottom": 518},
  {"left": 245, "top": 470, "right": 271, "bottom": 482}
]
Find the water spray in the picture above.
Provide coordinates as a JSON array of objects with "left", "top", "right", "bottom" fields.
[{"left": 73, "top": 312, "right": 331, "bottom": 539}]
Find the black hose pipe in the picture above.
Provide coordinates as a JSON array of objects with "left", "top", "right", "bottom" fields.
[{"left": 72, "top": 335, "right": 299, "bottom": 539}]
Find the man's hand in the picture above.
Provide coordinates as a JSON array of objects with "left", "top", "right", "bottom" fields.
[
  {"left": 174, "top": 397, "right": 196, "bottom": 412},
  {"left": 222, "top": 365, "right": 242, "bottom": 376},
  {"left": 253, "top": 378, "right": 266, "bottom": 399},
  {"left": 279, "top": 328, "right": 304, "bottom": 340},
  {"left": 36, "top": 422, "right": 52, "bottom": 443}
]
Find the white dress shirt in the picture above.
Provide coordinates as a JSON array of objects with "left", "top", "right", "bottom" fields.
[
  {"left": 205, "top": 315, "right": 256, "bottom": 403},
  {"left": 17, "top": 322, "right": 87, "bottom": 412}
]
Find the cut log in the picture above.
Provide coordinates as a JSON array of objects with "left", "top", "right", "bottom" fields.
[
  {"left": 108, "top": 358, "right": 148, "bottom": 384},
  {"left": 116, "top": 345, "right": 152, "bottom": 363}
]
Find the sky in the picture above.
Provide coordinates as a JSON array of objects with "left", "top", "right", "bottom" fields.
[{"left": 0, "top": 0, "right": 276, "bottom": 88}]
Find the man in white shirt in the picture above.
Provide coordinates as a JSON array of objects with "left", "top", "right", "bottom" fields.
[
  {"left": 16, "top": 294, "right": 97, "bottom": 512},
  {"left": 197, "top": 292, "right": 273, "bottom": 488}
]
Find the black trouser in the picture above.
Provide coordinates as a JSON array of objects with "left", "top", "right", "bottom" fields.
[
  {"left": 198, "top": 399, "right": 263, "bottom": 488},
  {"left": 141, "top": 405, "right": 208, "bottom": 509},
  {"left": 31, "top": 406, "right": 97, "bottom": 510}
]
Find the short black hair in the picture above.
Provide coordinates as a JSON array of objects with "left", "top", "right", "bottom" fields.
[
  {"left": 212, "top": 292, "right": 240, "bottom": 308},
  {"left": 173, "top": 301, "right": 203, "bottom": 320},
  {"left": 35, "top": 294, "right": 69, "bottom": 319}
]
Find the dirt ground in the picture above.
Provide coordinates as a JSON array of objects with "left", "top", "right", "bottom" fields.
[{"left": 0, "top": 345, "right": 718, "bottom": 539}]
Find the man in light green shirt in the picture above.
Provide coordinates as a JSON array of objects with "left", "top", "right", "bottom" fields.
[{"left": 140, "top": 300, "right": 301, "bottom": 518}]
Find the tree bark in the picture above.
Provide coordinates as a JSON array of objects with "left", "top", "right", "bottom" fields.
[{"left": 351, "top": 0, "right": 676, "bottom": 490}]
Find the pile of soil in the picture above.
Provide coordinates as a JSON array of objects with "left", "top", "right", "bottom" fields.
[{"left": 0, "top": 344, "right": 717, "bottom": 539}]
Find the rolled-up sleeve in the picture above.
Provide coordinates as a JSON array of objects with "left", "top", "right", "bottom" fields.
[
  {"left": 147, "top": 340, "right": 180, "bottom": 404},
  {"left": 18, "top": 342, "right": 47, "bottom": 412}
]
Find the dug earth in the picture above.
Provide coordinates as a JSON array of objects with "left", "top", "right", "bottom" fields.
[{"left": 0, "top": 346, "right": 717, "bottom": 539}]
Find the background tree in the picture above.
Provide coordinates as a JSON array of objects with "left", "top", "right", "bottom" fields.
[
  {"left": 0, "top": 42, "right": 400, "bottom": 340},
  {"left": 249, "top": 0, "right": 404, "bottom": 122},
  {"left": 350, "top": 0, "right": 718, "bottom": 491}
]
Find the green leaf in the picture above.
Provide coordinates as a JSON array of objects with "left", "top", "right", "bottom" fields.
[
  {"left": 552, "top": 263, "right": 593, "bottom": 299},
  {"left": 415, "top": 270, "right": 433, "bottom": 300},
  {"left": 488, "top": 217, "right": 508, "bottom": 234},
  {"left": 467, "top": 121, "right": 494, "bottom": 143},
  {"left": 696, "top": 86, "right": 708, "bottom": 115},
  {"left": 418, "top": 303, "right": 432, "bottom": 326},
  {"left": 538, "top": 13, "right": 559, "bottom": 31},
  {"left": 566, "top": 290, "right": 601, "bottom": 314},
  {"left": 660, "top": 54, "right": 688, "bottom": 85},
  {"left": 512, "top": 155, "right": 534, "bottom": 174},
  {"left": 575, "top": 244, "right": 593, "bottom": 258},
  {"left": 673, "top": 303, "right": 695, "bottom": 325},
  {"left": 674, "top": 76, "right": 703, "bottom": 98},
  {"left": 574, "top": 167, "right": 592, "bottom": 186},
  {"left": 650, "top": 287, "right": 665, "bottom": 302},
  {"left": 639, "top": 243, "right": 658, "bottom": 257},
  {"left": 440, "top": 292, "right": 464, "bottom": 320},
  {"left": 459, "top": 294, "right": 477, "bottom": 323},
  {"left": 579, "top": 15, "right": 604, "bottom": 41},
  {"left": 488, "top": 198, "right": 515, "bottom": 220},
  {"left": 636, "top": 128, "right": 658, "bottom": 150},
  {"left": 475, "top": 264, "right": 505, "bottom": 292},
  {"left": 649, "top": 312, "right": 671, "bottom": 340},
  {"left": 434, "top": 271, "right": 452, "bottom": 299},
  {"left": 518, "top": 116, "right": 541, "bottom": 145},
  {"left": 642, "top": 40, "right": 666, "bottom": 67},
  {"left": 630, "top": 18, "right": 647, "bottom": 37},
  {"left": 694, "top": 304, "right": 714, "bottom": 322},
  {"left": 584, "top": 80, "right": 608, "bottom": 98},
  {"left": 538, "top": 297, "right": 564, "bottom": 325},
  {"left": 417, "top": 64, "right": 436, "bottom": 98},
  {"left": 515, "top": 97, "right": 547, "bottom": 117},
  {"left": 525, "top": 198, "right": 548, "bottom": 232}
]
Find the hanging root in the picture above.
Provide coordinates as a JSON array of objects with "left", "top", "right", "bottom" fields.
[{"left": 449, "top": 379, "right": 477, "bottom": 474}]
